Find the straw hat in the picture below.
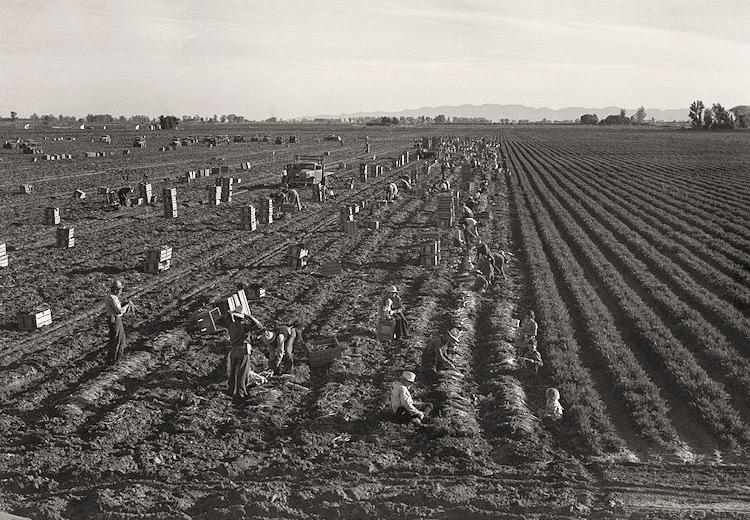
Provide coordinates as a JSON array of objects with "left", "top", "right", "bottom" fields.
[
  {"left": 447, "top": 328, "right": 461, "bottom": 343},
  {"left": 387, "top": 285, "right": 398, "bottom": 294},
  {"left": 401, "top": 371, "right": 416, "bottom": 383}
]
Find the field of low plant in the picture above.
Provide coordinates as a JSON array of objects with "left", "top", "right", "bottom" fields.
[{"left": 1, "top": 124, "right": 749, "bottom": 519}]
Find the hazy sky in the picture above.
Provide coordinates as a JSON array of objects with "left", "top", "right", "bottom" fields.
[{"left": 1, "top": 0, "right": 748, "bottom": 119}]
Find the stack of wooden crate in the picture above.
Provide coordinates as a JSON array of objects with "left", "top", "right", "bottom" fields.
[
  {"left": 162, "top": 188, "right": 177, "bottom": 218},
  {"left": 436, "top": 193, "right": 455, "bottom": 227},
  {"left": 209, "top": 185, "right": 222, "bottom": 206},
  {"left": 18, "top": 305, "right": 52, "bottom": 331},
  {"left": 199, "top": 168, "right": 211, "bottom": 177},
  {"left": 245, "top": 284, "right": 266, "bottom": 300},
  {"left": 420, "top": 239, "right": 441, "bottom": 267},
  {"left": 240, "top": 205, "right": 257, "bottom": 231},
  {"left": 19, "top": 184, "right": 33, "bottom": 194},
  {"left": 260, "top": 198, "right": 273, "bottom": 224},
  {"left": 0, "top": 243, "right": 7, "bottom": 268},
  {"left": 217, "top": 288, "right": 250, "bottom": 317},
  {"left": 286, "top": 244, "right": 308, "bottom": 268},
  {"left": 44, "top": 207, "right": 60, "bottom": 225},
  {"left": 361, "top": 220, "right": 380, "bottom": 230},
  {"left": 56, "top": 226, "right": 75, "bottom": 248},
  {"left": 311, "top": 183, "right": 324, "bottom": 202},
  {"left": 375, "top": 165, "right": 384, "bottom": 176},
  {"left": 359, "top": 163, "right": 368, "bottom": 181},
  {"left": 219, "top": 177, "right": 233, "bottom": 203},
  {"left": 144, "top": 246, "right": 172, "bottom": 273},
  {"left": 161, "top": 188, "right": 177, "bottom": 218},
  {"left": 241, "top": 162, "right": 251, "bottom": 170},
  {"left": 191, "top": 307, "right": 222, "bottom": 333}
]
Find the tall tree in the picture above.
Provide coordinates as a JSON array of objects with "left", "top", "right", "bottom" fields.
[
  {"left": 634, "top": 106, "right": 647, "bottom": 124},
  {"left": 703, "top": 106, "right": 713, "bottom": 129},
  {"left": 689, "top": 100, "right": 704, "bottom": 128},
  {"left": 711, "top": 103, "right": 734, "bottom": 130}
]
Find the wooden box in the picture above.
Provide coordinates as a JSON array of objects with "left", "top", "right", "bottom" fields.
[
  {"left": 377, "top": 320, "right": 396, "bottom": 341},
  {"left": 0, "top": 253, "right": 8, "bottom": 268},
  {"left": 193, "top": 307, "right": 222, "bottom": 333},
  {"left": 44, "top": 207, "right": 60, "bottom": 225},
  {"left": 342, "top": 221, "right": 358, "bottom": 235},
  {"left": 287, "top": 256, "right": 308, "bottom": 269},
  {"left": 145, "top": 246, "right": 172, "bottom": 262},
  {"left": 307, "top": 344, "right": 345, "bottom": 369},
  {"left": 143, "top": 259, "right": 171, "bottom": 273},
  {"left": 217, "top": 289, "right": 249, "bottom": 317},
  {"left": 421, "top": 255, "right": 440, "bottom": 267},
  {"left": 97, "top": 186, "right": 110, "bottom": 194},
  {"left": 246, "top": 285, "right": 266, "bottom": 300},
  {"left": 18, "top": 305, "right": 52, "bottom": 330},
  {"left": 280, "top": 203, "right": 297, "bottom": 213},
  {"left": 287, "top": 244, "right": 308, "bottom": 259}
]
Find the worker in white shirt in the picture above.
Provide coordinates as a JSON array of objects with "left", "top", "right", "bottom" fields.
[
  {"left": 390, "top": 371, "right": 433, "bottom": 427},
  {"left": 104, "top": 280, "right": 130, "bottom": 364},
  {"left": 225, "top": 310, "right": 264, "bottom": 403}
]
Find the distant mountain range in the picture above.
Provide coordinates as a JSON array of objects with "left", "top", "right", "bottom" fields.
[{"left": 303, "top": 104, "right": 689, "bottom": 122}]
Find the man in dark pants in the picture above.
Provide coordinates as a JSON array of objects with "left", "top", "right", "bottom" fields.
[
  {"left": 104, "top": 280, "right": 130, "bottom": 364},
  {"left": 226, "top": 310, "right": 263, "bottom": 403},
  {"left": 117, "top": 186, "right": 133, "bottom": 206}
]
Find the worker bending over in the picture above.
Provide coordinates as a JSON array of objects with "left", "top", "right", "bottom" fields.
[
  {"left": 263, "top": 324, "right": 301, "bottom": 375},
  {"left": 390, "top": 371, "right": 433, "bottom": 427},
  {"left": 117, "top": 186, "right": 134, "bottom": 206},
  {"left": 386, "top": 182, "right": 399, "bottom": 202},
  {"left": 541, "top": 387, "right": 563, "bottom": 421},
  {"left": 422, "top": 328, "right": 461, "bottom": 375},
  {"left": 281, "top": 185, "right": 302, "bottom": 211}
]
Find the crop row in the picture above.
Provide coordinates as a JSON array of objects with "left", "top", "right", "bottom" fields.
[
  {"left": 512, "top": 139, "right": 750, "bottom": 399},
  {"left": 513, "top": 134, "right": 750, "bottom": 247},
  {"left": 516, "top": 141, "right": 750, "bottom": 367},
  {"left": 516, "top": 139, "right": 750, "bottom": 318},
  {"left": 503, "top": 138, "right": 682, "bottom": 455},
  {"left": 505, "top": 136, "right": 750, "bottom": 450}
]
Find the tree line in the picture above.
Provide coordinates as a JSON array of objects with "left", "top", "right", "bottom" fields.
[
  {"left": 689, "top": 101, "right": 748, "bottom": 129},
  {"left": 579, "top": 107, "right": 647, "bottom": 125}
]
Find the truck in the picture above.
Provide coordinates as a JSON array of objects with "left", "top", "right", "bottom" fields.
[{"left": 282, "top": 155, "right": 333, "bottom": 187}]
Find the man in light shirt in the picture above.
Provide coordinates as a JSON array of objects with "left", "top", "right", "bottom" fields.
[
  {"left": 390, "top": 371, "right": 432, "bottom": 427},
  {"left": 104, "top": 280, "right": 130, "bottom": 364}
]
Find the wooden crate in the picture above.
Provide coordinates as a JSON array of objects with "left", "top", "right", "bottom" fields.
[
  {"left": 44, "top": 207, "right": 60, "bottom": 225},
  {"left": 97, "top": 186, "right": 110, "bottom": 194},
  {"left": 0, "top": 253, "right": 8, "bottom": 268},
  {"left": 287, "top": 244, "right": 308, "bottom": 259},
  {"left": 143, "top": 259, "right": 171, "bottom": 273},
  {"left": 421, "top": 254, "right": 440, "bottom": 267},
  {"left": 377, "top": 320, "right": 396, "bottom": 342},
  {"left": 193, "top": 307, "right": 222, "bottom": 333},
  {"left": 216, "top": 289, "right": 249, "bottom": 317},
  {"left": 361, "top": 220, "right": 380, "bottom": 230},
  {"left": 19, "top": 184, "right": 33, "bottom": 194},
  {"left": 280, "top": 203, "right": 297, "bottom": 213},
  {"left": 145, "top": 246, "right": 172, "bottom": 262},
  {"left": 18, "top": 305, "right": 52, "bottom": 331},
  {"left": 246, "top": 285, "right": 266, "bottom": 300},
  {"left": 287, "top": 256, "right": 308, "bottom": 269}
]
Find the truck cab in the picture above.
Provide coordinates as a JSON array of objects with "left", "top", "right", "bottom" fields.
[{"left": 283, "top": 155, "right": 332, "bottom": 187}]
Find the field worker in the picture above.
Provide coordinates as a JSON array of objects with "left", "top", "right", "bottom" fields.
[
  {"left": 476, "top": 242, "right": 492, "bottom": 262},
  {"left": 473, "top": 269, "right": 489, "bottom": 293},
  {"left": 104, "top": 280, "right": 130, "bottom": 364},
  {"left": 263, "top": 324, "right": 300, "bottom": 375},
  {"left": 390, "top": 371, "right": 433, "bottom": 427},
  {"left": 490, "top": 250, "right": 510, "bottom": 281},
  {"left": 117, "top": 186, "right": 134, "bottom": 206},
  {"left": 519, "top": 341, "right": 544, "bottom": 374},
  {"left": 466, "top": 195, "right": 479, "bottom": 212},
  {"left": 397, "top": 175, "right": 412, "bottom": 191},
  {"left": 462, "top": 217, "right": 480, "bottom": 243},
  {"left": 421, "top": 328, "right": 460, "bottom": 374},
  {"left": 461, "top": 202, "right": 475, "bottom": 219},
  {"left": 520, "top": 310, "right": 538, "bottom": 347},
  {"left": 541, "top": 388, "right": 563, "bottom": 421},
  {"left": 225, "top": 310, "right": 264, "bottom": 403},
  {"left": 280, "top": 185, "right": 302, "bottom": 211},
  {"left": 478, "top": 252, "right": 496, "bottom": 286},
  {"left": 386, "top": 182, "right": 398, "bottom": 202},
  {"left": 382, "top": 286, "right": 409, "bottom": 340}
]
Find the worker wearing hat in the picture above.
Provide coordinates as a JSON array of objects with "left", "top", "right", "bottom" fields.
[
  {"left": 421, "top": 327, "right": 460, "bottom": 375},
  {"left": 225, "top": 309, "right": 263, "bottom": 404},
  {"left": 104, "top": 279, "right": 130, "bottom": 364},
  {"left": 381, "top": 285, "right": 409, "bottom": 340},
  {"left": 390, "top": 371, "right": 433, "bottom": 427},
  {"left": 262, "top": 324, "right": 300, "bottom": 376}
]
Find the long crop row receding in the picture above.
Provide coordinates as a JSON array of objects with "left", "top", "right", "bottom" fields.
[{"left": 505, "top": 135, "right": 750, "bottom": 451}]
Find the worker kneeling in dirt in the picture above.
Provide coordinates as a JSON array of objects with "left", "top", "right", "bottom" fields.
[
  {"left": 390, "top": 371, "right": 433, "bottom": 427},
  {"left": 263, "top": 325, "right": 300, "bottom": 376},
  {"left": 421, "top": 328, "right": 461, "bottom": 375},
  {"left": 462, "top": 217, "right": 480, "bottom": 245},
  {"left": 225, "top": 310, "right": 264, "bottom": 404},
  {"left": 540, "top": 387, "right": 563, "bottom": 421},
  {"left": 519, "top": 341, "right": 543, "bottom": 374},
  {"left": 118, "top": 186, "right": 134, "bottom": 206}
]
